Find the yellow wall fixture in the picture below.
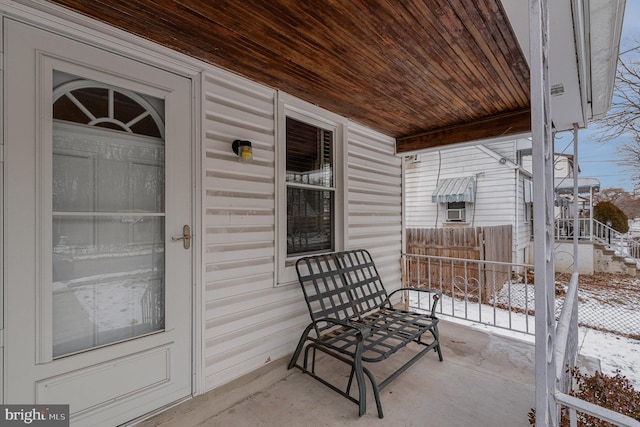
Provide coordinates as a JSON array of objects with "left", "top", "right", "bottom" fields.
[{"left": 232, "top": 139, "right": 253, "bottom": 162}]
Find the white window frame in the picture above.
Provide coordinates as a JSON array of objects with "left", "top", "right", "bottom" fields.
[
  {"left": 524, "top": 202, "right": 533, "bottom": 224},
  {"left": 276, "top": 92, "right": 346, "bottom": 286},
  {"left": 523, "top": 178, "right": 534, "bottom": 224}
]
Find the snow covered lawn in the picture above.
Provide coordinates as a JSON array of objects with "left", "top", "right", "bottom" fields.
[
  {"left": 556, "top": 273, "right": 640, "bottom": 339},
  {"left": 408, "top": 272, "right": 640, "bottom": 389},
  {"left": 578, "top": 327, "right": 640, "bottom": 389}
]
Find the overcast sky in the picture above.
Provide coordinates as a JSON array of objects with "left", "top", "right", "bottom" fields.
[{"left": 573, "top": 1, "right": 640, "bottom": 192}]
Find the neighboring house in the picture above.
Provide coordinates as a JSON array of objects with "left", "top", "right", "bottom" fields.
[
  {"left": 520, "top": 151, "right": 600, "bottom": 227},
  {"left": 0, "top": 1, "right": 624, "bottom": 426},
  {"left": 405, "top": 139, "right": 534, "bottom": 265},
  {"left": 552, "top": 153, "right": 600, "bottom": 226},
  {"left": 405, "top": 142, "right": 603, "bottom": 269},
  {"left": 551, "top": 155, "right": 616, "bottom": 275}
]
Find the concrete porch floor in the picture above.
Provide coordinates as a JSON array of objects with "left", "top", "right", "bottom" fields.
[{"left": 137, "top": 320, "right": 538, "bottom": 427}]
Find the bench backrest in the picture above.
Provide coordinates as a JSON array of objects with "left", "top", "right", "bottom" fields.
[
  {"left": 334, "top": 250, "right": 389, "bottom": 315},
  {"left": 295, "top": 249, "right": 390, "bottom": 334}
]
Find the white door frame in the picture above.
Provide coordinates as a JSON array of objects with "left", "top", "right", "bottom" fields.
[
  {"left": 0, "top": 0, "right": 204, "bottom": 397},
  {"left": 2, "top": 12, "right": 206, "bottom": 427}
]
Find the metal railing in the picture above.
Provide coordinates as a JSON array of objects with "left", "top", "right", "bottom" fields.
[
  {"left": 402, "top": 253, "right": 535, "bottom": 335},
  {"left": 556, "top": 392, "right": 640, "bottom": 427},
  {"left": 555, "top": 218, "right": 640, "bottom": 263},
  {"left": 402, "top": 252, "right": 639, "bottom": 339},
  {"left": 555, "top": 218, "right": 592, "bottom": 240},
  {"left": 592, "top": 219, "right": 640, "bottom": 261},
  {"left": 402, "top": 253, "right": 640, "bottom": 425},
  {"left": 554, "top": 272, "right": 579, "bottom": 394}
]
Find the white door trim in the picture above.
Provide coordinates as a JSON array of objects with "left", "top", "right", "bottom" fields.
[
  {"left": 5, "top": 21, "right": 202, "bottom": 427},
  {"left": 0, "top": 0, "right": 204, "bottom": 398}
]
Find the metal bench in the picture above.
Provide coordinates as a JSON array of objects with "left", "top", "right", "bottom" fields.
[{"left": 287, "top": 249, "right": 442, "bottom": 418}]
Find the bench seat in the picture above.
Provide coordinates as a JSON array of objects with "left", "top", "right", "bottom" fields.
[{"left": 288, "top": 249, "right": 442, "bottom": 418}]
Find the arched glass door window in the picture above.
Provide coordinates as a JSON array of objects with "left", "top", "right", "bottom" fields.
[
  {"left": 51, "top": 73, "right": 166, "bottom": 358},
  {"left": 53, "top": 79, "right": 164, "bottom": 138}
]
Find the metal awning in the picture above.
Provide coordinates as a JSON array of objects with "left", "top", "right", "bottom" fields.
[{"left": 432, "top": 176, "right": 476, "bottom": 203}]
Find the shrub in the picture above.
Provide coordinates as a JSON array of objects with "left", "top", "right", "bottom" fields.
[
  {"left": 528, "top": 369, "right": 640, "bottom": 426},
  {"left": 594, "top": 201, "right": 629, "bottom": 234}
]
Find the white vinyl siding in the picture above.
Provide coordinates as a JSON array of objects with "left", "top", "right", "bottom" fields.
[
  {"left": 346, "top": 123, "right": 403, "bottom": 290},
  {"left": 405, "top": 140, "right": 532, "bottom": 263},
  {"left": 201, "top": 71, "right": 403, "bottom": 390},
  {"left": 483, "top": 140, "right": 518, "bottom": 160},
  {"left": 202, "top": 70, "right": 308, "bottom": 390},
  {"left": 405, "top": 145, "right": 516, "bottom": 228}
]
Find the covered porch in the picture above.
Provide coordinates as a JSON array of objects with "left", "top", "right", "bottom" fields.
[
  {"left": 0, "top": 0, "right": 628, "bottom": 426},
  {"left": 138, "top": 320, "right": 540, "bottom": 426}
]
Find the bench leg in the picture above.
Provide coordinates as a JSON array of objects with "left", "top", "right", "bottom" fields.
[
  {"left": 287, "top": 326, "right": 387, "bottom": 418},
  {"left": 362, "top": 366, "right": 384, "bottom": 418},
  {"left": 288, "top": 323, "right": 314, "bottom": 370},
  {"left": 353, "top": 343, "right": 367, "bottom": 417},
  {"left": 432, "top": 324, "right": 443, "bottom": 362}
]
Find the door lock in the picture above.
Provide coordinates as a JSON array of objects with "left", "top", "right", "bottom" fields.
[{"left": 171, "top": 225, "right": 191, "bottom": 249}]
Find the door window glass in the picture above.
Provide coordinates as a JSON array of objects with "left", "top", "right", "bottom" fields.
[{"left": 52, "top": 72, "right": 166, "bottom": 358}]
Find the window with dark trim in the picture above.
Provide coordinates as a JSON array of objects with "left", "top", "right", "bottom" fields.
[{"left": 285, "top": 117, "right": 335, "bottom": 256}]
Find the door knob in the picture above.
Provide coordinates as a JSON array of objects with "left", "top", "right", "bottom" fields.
[{"left": 171, "top": 225, "right": 191, "bottom": 249}]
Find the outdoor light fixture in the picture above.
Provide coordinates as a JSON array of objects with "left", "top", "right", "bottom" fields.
[
  {"left": 232, "top": 139, "right": 253, "bottom": 162},
  {"left": 550, "top": 83, "right": 565, "bottom": 96}
]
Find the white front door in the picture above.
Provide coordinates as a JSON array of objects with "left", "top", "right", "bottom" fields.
[{"left": 4, "top": 20, "right": 193, "bottom": 426}]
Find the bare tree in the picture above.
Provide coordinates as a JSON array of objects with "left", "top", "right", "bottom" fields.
[
  {"left": 595, "top": 187, "right": 630, "bottom": 205},
  {"left": 595, "top": 187, "right": 640, "bottom": 219},
  {"left": 595, "top": 42, "right": 640, "bottom": 187},
  {"left": 597, "top": 56, "right": 640, "bottom": 140}
]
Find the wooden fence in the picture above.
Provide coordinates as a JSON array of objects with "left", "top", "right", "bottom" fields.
[{"left": 405, "top": 225, "right": 512, "bottom": 302}]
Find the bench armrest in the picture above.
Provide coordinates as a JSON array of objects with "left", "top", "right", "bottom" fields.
[
  {"left": 388, "top": 288, "right": 442, "bottom": 318},
  {"left": 314, "top": 317, "right": 372, "bottom": 341}
]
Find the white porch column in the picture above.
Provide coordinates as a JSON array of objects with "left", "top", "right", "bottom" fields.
[{"left": 530, "top": 0, "right": 557, "bottom": 426}]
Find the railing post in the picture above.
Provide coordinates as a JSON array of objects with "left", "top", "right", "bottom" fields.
[
  {"left": 572, "top": 124, "right": 579, "bottom": 275},
  {"left": 530, "top": 0, "right": 558, "bottom": 425},
  {"left": 590, "top": 187, "right": 594, "bottom": 241}
]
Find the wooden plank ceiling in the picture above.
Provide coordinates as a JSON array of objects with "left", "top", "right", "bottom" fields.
[{"left": 50, "top": 0, "right": 531, "bottom": 153}]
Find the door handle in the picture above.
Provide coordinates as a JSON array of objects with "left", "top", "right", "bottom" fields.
[{"left": 171, "top": 225, "right": 191, "bottom": 249}]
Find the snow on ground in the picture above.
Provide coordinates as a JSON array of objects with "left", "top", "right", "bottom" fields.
[
  {"left": 555, "top": 275, "right": 640, "bottom": 338},
  {"left": 410, "top": 291, "right": 535, "bottom": 334},
  {"left": 440, "top": 313, "right": 640, "bottom": 390},
  {"left": 52, "top": 268, "right": 163, "bottom": 356},
  {"left": 409, "top": 284, "right": 640, "bottom": 389},
  {"left": 578, "top": 327, "right": 640, "bottom": 389}
]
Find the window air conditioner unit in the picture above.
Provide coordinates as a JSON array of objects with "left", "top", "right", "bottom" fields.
[{"left": 446, "top": 208, "right": 465, "bottom": 222}]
